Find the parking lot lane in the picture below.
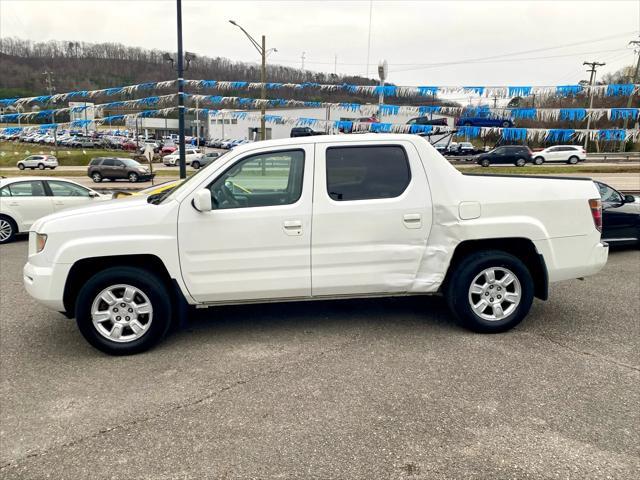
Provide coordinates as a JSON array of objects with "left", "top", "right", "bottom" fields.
[{"left": 0, "top": 240, "right": 638, "bottom": 478}]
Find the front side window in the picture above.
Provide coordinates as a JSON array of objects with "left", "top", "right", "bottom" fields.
[
  {"left": 8, "top": 181, "right": 46, "bottom": 197},
  {"left": 207, "top": 150, "right": 305, "bottom": 210},
  {"left": 48, "top": 181, "right": 91, "bottom": 197},
  {"left": 102, "top": 159, "right": 115, "bottom": 167},
  {"left": 326, "top": 145, "right": 411, "bottom": 201},
  {"left": 0, "top": 186, "right": 10, "bottom": 197}
]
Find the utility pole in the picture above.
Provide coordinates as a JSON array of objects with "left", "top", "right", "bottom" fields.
[
  {"left": 492, "top": 95, "right": 498, "bottom": 109},
  {"left": 334, "top": 54, "right": 337, "bottom": 75},
  {"left": 229, "top": 21, "right": 271, "bottom": 141},
  {"left": 195, "top": 96, "right": 199, "bottom": 148},
  {"left": 176, "top": 0, "right": 187, "bottom": 179},
  {"left": 619, "top": 40, "right": 640, "bottom": 151},
  {"left": 301, "top": 51, "right": 306, "bottom": 70},
  {"left": 42, "top": 71, "right": 57, "bottom": 151},
  {"left": 583, "top": 60, "right": 605, "bottom": 151}
]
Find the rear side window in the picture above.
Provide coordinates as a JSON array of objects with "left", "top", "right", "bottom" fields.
[
  {"left": 90, "top": 158, "right": 102, "bottom": 166},
  {"left": 8, "top": 181, "right": 47, "bottom": 197},
  {"left": 102, "top": 159, "right": 115, "bottom": 166},
  {"left": 326, "top": 145, "right": 411, "bottom": 201}
]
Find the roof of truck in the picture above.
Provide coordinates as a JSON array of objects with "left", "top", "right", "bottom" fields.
[{"left": 235, "top": 133, "right": 428, "bottom": 149}]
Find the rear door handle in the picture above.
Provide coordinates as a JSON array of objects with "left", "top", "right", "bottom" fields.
[
  {"left": 283, "top": 220, "right": 303, "bottom": 236},
  {"left": 54, "top": 201, "right": 65, "bottom": 205},
  {"left": 9, "top": 202, "right": 19, "bottom": 206},
  {"left": 403, "top": 213, "right": 422, "bottom": 229}
]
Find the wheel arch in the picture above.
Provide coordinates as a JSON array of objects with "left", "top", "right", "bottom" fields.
[
  {"left": 443, "top": 237, "right": 548, "bottom": 300},
  {"left": 63, "top": 254, "right": 189, "bottom": 318}
]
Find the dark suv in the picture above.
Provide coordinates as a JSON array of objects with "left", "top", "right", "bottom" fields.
[
  {"left": 87, "top": 157, "right": 154, "bottom": 183},
  {"left": 476, "top": 146, "right": 533, "bottom": 167},
  {"left": 290, "top": 127, "right": 324, "bottom": 137}
]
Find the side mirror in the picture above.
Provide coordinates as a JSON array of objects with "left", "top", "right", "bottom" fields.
[
  {"left": 193, "top": 189, "right": 212, "bottom": 212},
  {"left": 89, "top": 191, "right": 99, "bottom": 198},
  {"left": 624, "top": 194, "right": 636, "bottom": 204}
]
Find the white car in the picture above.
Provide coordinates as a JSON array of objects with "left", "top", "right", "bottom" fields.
[
  {"left": 17, "top": 155, "right": 59, "bottom": 170},
  {"left": 23, "top": 134, "right": 608, "bottom": 355},
  {"left": 532, "top": 145, "right": 587, "bottom": 165},
  {"left": 163, "top": 148, "right": 203, "bottom": 166},
  {"left": 0, "top": 177, "right": 109, "bottom": 244}
]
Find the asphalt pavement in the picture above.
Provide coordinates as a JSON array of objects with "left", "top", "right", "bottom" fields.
[{"left": 0, "top": 240, "right": 638, "bottom": 479}]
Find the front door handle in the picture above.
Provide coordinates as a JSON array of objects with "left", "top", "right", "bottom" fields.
[
  {"left": 283, "top": 220, "right": 302, "bottom": 236},
  {"left": 403, "top": 213, "right": 422, "bottom": 229}
]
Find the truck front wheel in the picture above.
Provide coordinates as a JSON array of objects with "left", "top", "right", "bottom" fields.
[
  {"left": 75, "top": 267, "right": 172, "bottom": 355},
  {"left": 445, "top": 251, "right": 534, "bottom": 333}
]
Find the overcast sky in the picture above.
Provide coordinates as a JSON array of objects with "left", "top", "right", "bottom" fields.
[{"left": 1, "top": 0, "right": 639, "bottom": 91}]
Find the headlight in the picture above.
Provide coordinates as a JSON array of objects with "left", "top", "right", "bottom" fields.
[{"left": 35, "top": 233, "right": 48, "bottom": 253}]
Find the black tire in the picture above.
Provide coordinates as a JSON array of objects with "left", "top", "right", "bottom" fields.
[
  {"left": 480, "top": 159, "right": 491, "bottom": 167},
  {"left": 128, "top": 172, "right": 139, "bottom": 183},
  {"left": 91, "top": 172, "right": 103, "bottom": 183},
  {"left": 567, "top": 156, "right": 579, "bottom": 165},
  {"left": 445, "top": 250, "right": 534, "bottom": 333},
  {"left": 515, "top": 158, "right": 526, "bottom": 167},
  {"left": 38, "top": 163, "right": 45, "bottom": 170},
  {"left": 75, "top": 266, "right": 172, "bottom": 355},
  {"left": 191, "top": 161, "right": 200, "bottom": 170},
  {"left": 0, "top": 215, "right": 17, "bottom": 244},
  {"left": 533, "top": 156, "right": 544, "bottom": 165},
  {"left": 17, "top": 163, "right": 25, "bottom": 170}
]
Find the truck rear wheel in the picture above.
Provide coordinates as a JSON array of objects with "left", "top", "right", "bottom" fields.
[
  {"left": 75, "top": 267, "right": 172, "bottom": 355},
  {"left": 445, "top": 250, "right": 534, "bottom": 333}
]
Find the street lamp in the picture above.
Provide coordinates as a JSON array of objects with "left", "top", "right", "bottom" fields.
[
  {"left": 377, "top": 59, "right": 388, "bottom": 118},
  {"left": 229, "top": 20, "right": 274, "bottom": 141}
]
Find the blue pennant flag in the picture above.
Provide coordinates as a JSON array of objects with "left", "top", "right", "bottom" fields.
[
  {"left": 339, "top": 102, "right": 361, "bottom": 112},
  {"left": 229, "top": 81, "right": 248, "bottom": 89},
  {"left": 556, "top": 85, "right": 583, "bottom": 97},
  {"left": 297, "top": 118, "right": 318, "bottom": 126},
  {"left": 0, "top": 98, "right": 18, "bottom": 106},
  {"left": 560, "top": 108, "right": 587, "bottom": 121},
  {"left": 103, "top": 87, "right": 124, "bottom": 96},
  {"left": 65, "top": 90, "right": 88, "bottom": 98},
  {"left": 137, "top": 82, "right": 157, "bottom": 90},
  {"left": 547, "top": 129, "right": 575, "bottom": 142},
  {"left": 501, "top": 128, "right": 527, "bottom": 141},
  {"left": 238, "top": 98, "right": 255, "bottom": 106},
  {"left": 418, "top": 106, "right": 441, "bottom": 115},
  {"left": 379, "top": 104, "right": 400, "bottom": 115},
  {"left": 408, "top": 124, "right": 433, "bottom": 134},
  {"left": 208, "top": 96, "right": 224, "bottom": 103},
  {"left": 598, "top": 129, "right": 626, "bottom": 141},
  {"left": 508, "top": 86, "right": 532, "bottom": 97},
  {"left": 510, "top": 108, "right": 537, "bottom": 119},
  {"left": 334, "top": 120, "right": 353, "bottom": 131},
  {"left": 457, "top": 126, "right": 481, "bottom": 138},
  {"left": 302, "top": 101, "right": 322, "bottom": 108},
  {"left": 264, "top": 115, "right": 283, "bottom": 123},
  {"left": 610, "top": 108, "right": 639, "bottom": 120},
  {"left": 0, "top": 113, "right": 20, "bottom": 122},
  {"left": 417, "top": 86, "right": 439, "bottom": 96},
  {"left": 138, "top": 109, "right": 159, "bottom": 118},
  {"left": 373, "top": 85, "right": 398, "bottom": 97},
  {"left": 102, "top": 114, "right": 125, "bottom": 122},
  {"left": 199, "top": 80, "right": 217, "bottom": 88},
  {"left": 70, "top": 119, "right": 92, "bottom": 127},
  {"left": 369, "top": 122, "right": 393, "bottom": 133},
  {"left": 136, "top": 96, "right": 160, "bottom": 106},
  {"left": 606, "top": 84, "right": 634, "bottom": 96},
  {"left": 265, "top": 83, "right": 283, "bottom": 89},
  {"left": 33, "top": 95, "right": 53, "bottom": 103}
]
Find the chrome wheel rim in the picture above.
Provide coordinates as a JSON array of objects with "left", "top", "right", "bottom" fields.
[
  {"left": 468, "top": 267, "right": 521, "bottom": 321},
  {"left": 91, "top": 284, "right": 153, "bottom": 343},
  {"left": 0, "top": 219, "right": 12, "bottom": 241}
]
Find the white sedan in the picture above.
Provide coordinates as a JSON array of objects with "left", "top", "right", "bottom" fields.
[
  {"left": 0, "top": 177, "right": 109, "bottom": 244},
  {"left": 532, "top": 145, "right": 587, "bottom": 165},
  {"left": 17, "top": 155, "right": 59, "bottom": 170}
]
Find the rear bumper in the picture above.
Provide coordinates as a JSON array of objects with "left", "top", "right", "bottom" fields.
[{"left": 534, "top": 236, "right": 608, "bottom": 283}]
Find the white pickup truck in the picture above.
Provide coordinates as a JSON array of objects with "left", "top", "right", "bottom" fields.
[{"left": 24, "top": 134, "right": 608, "bottom": 355}]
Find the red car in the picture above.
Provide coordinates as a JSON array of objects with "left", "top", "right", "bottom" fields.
[
  {"left": 121, "top": 141, "right": 138, "bottom": 151},
  {"left": 161, "top": 145, "right": 177, "bottom": 156}
]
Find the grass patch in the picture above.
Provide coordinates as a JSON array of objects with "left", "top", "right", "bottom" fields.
[
  {"left": 0, "top": 168, "right": 180, "bottom": 178},
  {"left": 0, "top": 141, "right": 134, "bottom": 167}
]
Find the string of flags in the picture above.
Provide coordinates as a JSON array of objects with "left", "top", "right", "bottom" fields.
[
  {"left": 1, "top": 79, "right": 639, "bottom": 106},
  {"left": 2, "top": 107, "right": 638, "bottom": 144},
  {"left": 1, "top": 92, "right": 638, "bottom": 124}
]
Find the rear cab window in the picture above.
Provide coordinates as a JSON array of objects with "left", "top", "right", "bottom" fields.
[{"left": 326, "top": 145, "right": 411, "bottom": 201}]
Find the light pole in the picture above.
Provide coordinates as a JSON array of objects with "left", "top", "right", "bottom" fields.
[
  {"left": 377, "top": 60, "right": 388, "bottom": 118},
  {"left": 229, "top": 20, "right": 276, "bottom": 141}
]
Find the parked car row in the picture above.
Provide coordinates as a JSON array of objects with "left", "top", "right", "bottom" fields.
[
  {"left": 206, "top": 138, "right": 254, "bottom": 149},
  {"left": 475, "top": 145, "right": 586, "bottom": 167}
]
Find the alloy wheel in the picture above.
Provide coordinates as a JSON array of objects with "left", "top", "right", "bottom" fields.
[
  {"left": 90, "top": 284, "right": 153, "bottom": 343},
  {"left": 0, "top": 219, "right": 13, "bottom": 242},
  {"left": 468, "top": 267, "right": 522, "bottom": 321}
]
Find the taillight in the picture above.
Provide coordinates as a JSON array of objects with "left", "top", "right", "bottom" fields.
[{"left": 589, "top": 198, "right": 602, "bottom": 233}]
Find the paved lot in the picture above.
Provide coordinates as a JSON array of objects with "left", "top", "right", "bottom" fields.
[{"left": 0, "top": 240, "right": 638, "bottom": 479}]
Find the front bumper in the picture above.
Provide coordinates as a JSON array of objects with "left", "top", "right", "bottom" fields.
[{"left": 23, "top": 261, "right": 71, "bottom": 312}]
